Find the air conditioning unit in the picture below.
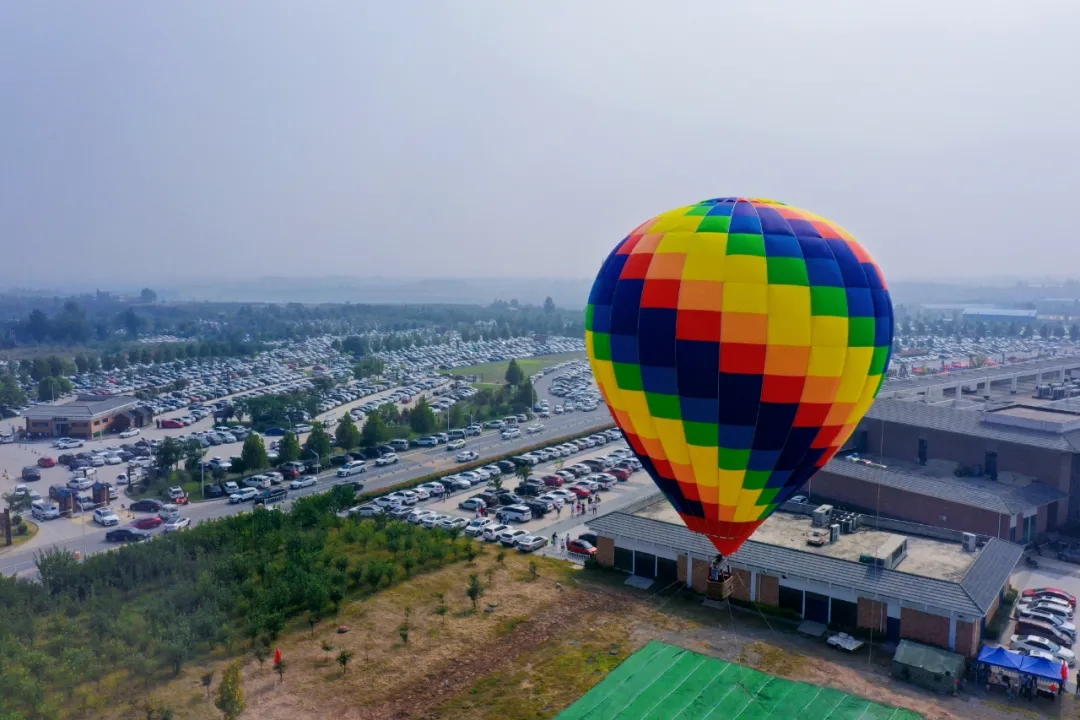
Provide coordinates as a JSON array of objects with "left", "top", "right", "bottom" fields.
[
  {"left": 962, "top": 533, "right": 978, "bottom": 552},
  {"left": 812, "top": 504, "right": 834, "bottom": 527},
  {"left": 829, "top": 523, "right": 841, "bottom": 543}
]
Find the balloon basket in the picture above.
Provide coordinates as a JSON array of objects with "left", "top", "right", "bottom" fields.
[{"left": 705, "top": 574, "right": 734, "bottom": 601}]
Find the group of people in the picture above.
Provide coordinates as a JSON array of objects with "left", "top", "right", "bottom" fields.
[{"left": 567, "top": 494, "right": 601, "bottom": 518}]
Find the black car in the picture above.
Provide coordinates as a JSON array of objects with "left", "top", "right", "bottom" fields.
[
  {"left": 129, "top": 499, "right": 163, "bottom": 513},
  {"left": 474, "top": 491, "right": 500, "bottom": 507},
  {"left": 578, "top": 532, "right": 598, "bottom": 546},
  {"left": 330, "top": 455, "right": 349, "bottom": 467},
  {"left": 377, "top": 444, "right": 395, "bottom": 456},
  {"left": 21, "top": 466, "right": 41, "bottom": 481},
  {"left": 437, "top": 478, "right": 458, "bottom": 492},
  {"left": 264, "top": 427, "right": 287, "bottom": 436},
  {"left": 497, "top": 460, "right": 516, "bottom": 474},
  {"left": 335, "top": 480, "right": 364, "bottom": 494},
  {"left": 204, "top": 483, "right": 226, "bottom": 499},
  {"left": 105, "top": 528, "right": 151, "bottom": 543},
  {"left": 515, "top": 483, "right": 543, "bottom": 498},
  {"left": 498, "top": 492, "right": 524, "bottom": 506},
  {"left": 255, "top": 487, "right": 288, "bottom": 505},
  {"left": 524, "top": 499, "right": 550, "bottom": 517}
]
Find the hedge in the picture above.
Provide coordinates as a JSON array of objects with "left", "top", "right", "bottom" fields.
[{"left": 354, "top": 423, "right": 617, "bottom": 503}]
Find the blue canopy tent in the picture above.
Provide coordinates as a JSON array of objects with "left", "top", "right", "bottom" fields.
[
  {"left": 1021, "top": 655, "right": 1066, "bottom": 683},
  {"left": 978, "top": 646, "right": 1024, "bottom": 671}
]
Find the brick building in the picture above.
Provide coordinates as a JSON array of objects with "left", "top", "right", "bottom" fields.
[
  {"left": 23, "top": 395, "right": 145, "bottom": 440},
  {"left": 588, "top": 499, "right": 1021, "bottom": 658}
]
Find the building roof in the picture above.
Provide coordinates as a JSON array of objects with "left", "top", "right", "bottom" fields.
[
  {"left": 820, "top": 460, "right": 1067, "bottom": 515},
  {"left": 22, "top": 395, "right": 139, "bottom": 420},
  {"left": 961, "top": 308, "right": 1038, "bottom": 318},
  {"left": 588, "top": 510, "right": 1022, "bottom": 618},
  {"left": 865, "top": 399, "right": 1080, "bottom": 452},
  {"left": 883, "top": 357, "right": 1080, "bottom": 393}
]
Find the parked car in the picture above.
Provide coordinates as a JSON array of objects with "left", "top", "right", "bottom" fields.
[
  {"left": 458, "top": 497, "right": 487, "bottom": 511},
  {"left": 517, "top": 535, "right": 548, "bottom": 553},
  {"left": 119, "top": 428, "right": 141, "bottom": 438},
  {"left": 1011, "top": 634, "right": 1076, "bottom": 666},
  {"left": 464, "top": 518, "right": 494, "bottom": 536},
  {"left": 567, "top": 538, "right": 597, "bottom": 556},
  {"left": 30, "top": 501, "right": 60, "bottom": 521},
  {"left": 92, "top": 507, "right": 120, "bottom": 526},
  {"left": 37, "top": 456, "right": 57, "bottom": 468},
  {"left": 1023, "top": 588, "right": 1078, "bottom": 608},
  {"left": 132, "top": 515, "right": 164, "bottom": 530},
  {"left": 498, "top": 528, "right": 529, "bottom": 547},
  {"left": 105, "top": 528, "right": 151, "bottom": 543},
  {"left": 21, "top": 467, "right": 41, "bottom": 482},
  {"left": 482, "top": 524, "right": 510, "bottom": 542}
]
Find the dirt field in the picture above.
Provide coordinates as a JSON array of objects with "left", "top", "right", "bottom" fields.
[{"left": 109, "top": 554, "right": 1071, "bottom": 720}]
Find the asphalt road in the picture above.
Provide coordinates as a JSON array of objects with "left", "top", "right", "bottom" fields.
[{"left": 0, "top": 376, "right": 613, "bottom": 576}]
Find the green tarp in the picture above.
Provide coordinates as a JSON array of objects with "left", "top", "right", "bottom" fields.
[
  {"left": 891, "top": 640, "right": 964, "bottom": 694},
  {"left": 559, "top": 641, "right": 924, "bottom": 720}
]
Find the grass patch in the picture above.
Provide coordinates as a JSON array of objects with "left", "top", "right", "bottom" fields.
[
  {"left": 432, "top": 610, "right": 631, "bottom": 720},
  {"left": 0, "top": 519, "right": 38, "bottom": 553},
  {"left": 495, "top": 616, "right": 527, "bottom": 637},
  {"left": 440, "top": 352, "right": 585, "bottom": 385}
]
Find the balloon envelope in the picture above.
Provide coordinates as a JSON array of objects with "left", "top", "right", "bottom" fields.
[{"left": 586, "top": 197, "right": 892, "bottom": 556}]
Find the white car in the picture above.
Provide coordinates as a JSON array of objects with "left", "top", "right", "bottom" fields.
[
  {"left": 456, "top": 450, "right": 479, "bottom": 463},
  {"left": 93, "top": 508, "right": 119, "bottom": 526},
  {"left": 1011, "top": 635, "right": 1076, "bottom": 666},
  {"left": 423, "top": 513, "right": 451, "bottom": 529},
  {"left": 229, "top": 487, "right": 258, "bottom": 503},
  {"left": 119, "top": 428, "right": 140, "bottom": 438},
  {"left": 498, "top": 528, "right": 530, "bottom": 547},
  {"left": 290, "top": 475, "right": 318, "bottom": 489},
  {"left": 442, "top": 516, "right": 469, "bottom": 531},
  {"left": 538, "top": 492, "right": 565, "bottom": 509},
  {"left": 412, "top": 486, "right": 431, "bottom": 501},
  {"left": 501, "top": 428, "right": 521, "bottom": 440},
  {"left": 375, "top": 495, "right": 403, "bottom": 509},
  {"left": 163, "top": 517, "right": 192, "bottom": 532},
  {"left": 464, "top": 518, "right": 494, "bottom": 536},
  {"left": 446, "top": 439, "right": 466, "bottom": 451},
  {"left": 337, "top": 461, "right": 367, "bottom": 477},
  {"left": 408, "top": 509, "right": 437, "bottom": 525},
  {"left": 375, "top": 453, "right": 399, "bottom": 467},
  {"left": 482, "top": 464, "right": 502, "bottom": 477},
  {"left": 482, "top": 524, "right": 510, "bottom": 542},
  {"left": 525, "top": 423, "right": 544, "bottom": 434},
  {"left": 387, "top": 491, "right": 417, "bottom": 506},
  {"left": 517, "top": 535, "right": 548, "bottom": 553},
  {"left": 417, "top": 482, "right": 445, "bottom": 497},
  {"left": 349, "top": 504, "right": 383, "bottom": 518},
  {"left": 168, "top": 486, "right": 186, "bottom": 501}
]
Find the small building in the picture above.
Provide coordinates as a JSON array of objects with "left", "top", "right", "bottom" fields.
[
  {"left": 23, "top": 394, "right": 144, "bottom": 439},
  {"left": 588, "top": 495, "right": 1022, "bottom": 657},
  {"left": 892, "top": 640, "right": 965, "bottom": 693}
]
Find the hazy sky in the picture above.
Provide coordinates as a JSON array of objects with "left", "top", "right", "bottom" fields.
[{"left": 2, "top": 1, "right": 1078, "bottom": 288}]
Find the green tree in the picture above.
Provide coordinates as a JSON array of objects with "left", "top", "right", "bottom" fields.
[
  {"left": 274, "top": 659, "right": 287, "bottom": 684},
  {"left": 334, "top": 414, "right": 361, "bottom": 452},
  {"left": 353, "top": 357, "right": 385, "bottom": 379},
  {"left": 409, "top": 397, "right": 437, "bottom": 435},
  {"left": 215, "top": 662, "right": 246, "bottom": 720},
  {"left": 3, "top": 490, "right": 32, "bottom": 516},
  {"left": 544, "top": 296, "right": 556, "bottom": 313},
  {"left": 360, "top": 413, "right": 386, "bottom": 448},
  {"left": 337, "top": 649, "right": 353, "bottom": 675},
  {"left": 277, "top": 432, "right": 301, "bottom": 464},
  {"left": 155, "top": 437, "right": 185, "bottom": 472},
  {"left": 504, "top": 359, "right": 524, "bottom": 386},
  {"left": 342, "top": 335, "right": 370, "bottom": 356},
  {"left": 515, "top": 465, "right": 532, "bottom": 484},
  {"left": 0, "top": 374, "right": 28, "bottom": 409},
  {"left": 140, "top": 288, "right": 158, "bottom": 303},
  {"left": 182, "top": 439, "right": 205, "bottom": 472},
  {"left": 304, "top": 422, "right": 332, "bottom": 465},
  {"left": 377, "top": 402, "right": 400, "bottom": 425},
  {"left": 240, "top": 434, "right": 269, "bottom": 472},
  {"left": 36, "top": 376, "right": 73, "bottom": 402},
  {"left": 321, "top": 640, "right": 334, "bottom": 660},
  {"left": 466, "top": 574, "right": 484, "bottom": 611}
]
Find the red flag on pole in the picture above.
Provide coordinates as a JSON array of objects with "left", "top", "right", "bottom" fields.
[{"left": 274, "top": 648, "right": 282, "bottom": 666}]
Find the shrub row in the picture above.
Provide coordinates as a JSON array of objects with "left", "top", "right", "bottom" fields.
[{"left": 354, "top": 423, "right": 617, "bottom": 503}]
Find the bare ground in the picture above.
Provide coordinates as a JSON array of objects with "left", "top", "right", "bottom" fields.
[{"left": 116, "top": 557, "right": 1076, "bottom": 720}]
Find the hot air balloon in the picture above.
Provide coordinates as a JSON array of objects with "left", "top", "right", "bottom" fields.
[{"left": 586, "top": 197, "right": 892, "bottom": 557}]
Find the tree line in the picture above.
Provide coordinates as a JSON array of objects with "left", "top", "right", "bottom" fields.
[{"left": 0, "top": 489, "right": 477, "bottom": 718}]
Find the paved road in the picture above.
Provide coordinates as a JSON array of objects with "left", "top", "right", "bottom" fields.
[{"left": 1, "top": 376, "right": 613, "bottom": 576}]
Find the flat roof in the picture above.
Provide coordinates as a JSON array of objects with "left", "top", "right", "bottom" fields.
[
  {"left": 22, "top": 395, "right": 139, "bottom": 420},
  {"left": 882, "top": 357, "right": 1080, "bottom": 393},
  {"left": 638, "top": 502, "right": 976, "bottom": 582},
  {"left": 819, "top": 456, "right": 1067, "bottom": 515},
  {"left": 589, "top": 498, "right": 1023, "bottom": 617}
]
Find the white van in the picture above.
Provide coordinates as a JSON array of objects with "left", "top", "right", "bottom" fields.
[
  {"left": 447, "top": 429, "right": 466, "bottom": 440},
  {"left": 158, "top": 504, "right": 181, "bottom": 521},
  {"left": 502, "top": 505, "right": 532, "bottom": 523}
]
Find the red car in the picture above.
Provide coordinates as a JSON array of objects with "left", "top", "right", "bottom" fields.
[
  {"left": 1022, "top": 587, "right": 1077, "bottom": 608},
  {"left": 160, "top": 419, "right": 184, "bottom": 429},
  {"left": 567, "top": 539, "right": 597, "bottom": 556},
  {"left": 132, "top": 516, "right": 163, "bottom": 530},
  {"left": 567, "top": 485, "right": 592, "bottom": 499},
  {"left": 38, "top": 456, "right": 57, "bottom": 468},
  {"left": 608, "top": 467, "right": 632, "bottom": 481},
  {"left": 540, "top": 474, "right": 564, "bottom": 487}
]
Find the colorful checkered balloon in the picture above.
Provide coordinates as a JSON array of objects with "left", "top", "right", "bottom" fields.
[{"left": 586, "top": 197, "right": 893, "bottom": 556}]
